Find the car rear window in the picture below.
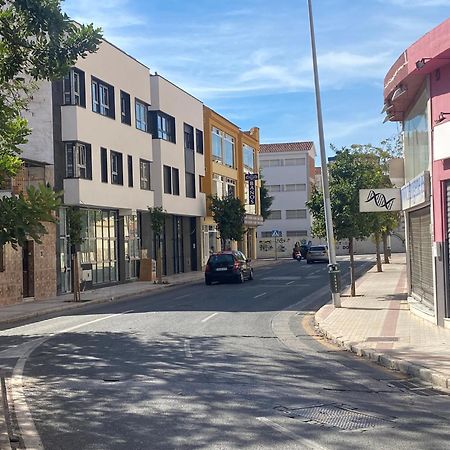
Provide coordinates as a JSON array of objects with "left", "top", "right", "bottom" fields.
[
  {"left": 309, "top": 246, "right": 326, "bottom": 251},
  {"left": 208, "top": 254, "right": 234, "bottom": 265}
]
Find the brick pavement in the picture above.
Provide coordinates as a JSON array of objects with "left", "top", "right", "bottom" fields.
[{"left": 315, "top": 253, "right": 450, "bottom": 392}]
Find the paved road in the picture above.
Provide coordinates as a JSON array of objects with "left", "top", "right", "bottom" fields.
[{"left": 1, "top": 257, "right": 450, "bottom": 449}]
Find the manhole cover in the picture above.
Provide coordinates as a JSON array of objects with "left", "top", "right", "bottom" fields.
[{"left": 275, "top": 404, "right": 393, "bottom": 430}]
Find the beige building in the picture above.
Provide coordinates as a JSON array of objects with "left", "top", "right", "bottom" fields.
[{"left": 202, "top": 106, "right": 262, "bottom": 265}]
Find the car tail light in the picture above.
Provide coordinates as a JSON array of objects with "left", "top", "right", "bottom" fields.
[{"left": 205, "top": 264, "right": 211, "bottom": 273}]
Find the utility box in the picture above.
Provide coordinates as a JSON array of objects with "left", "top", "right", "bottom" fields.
[
  {"left": 328, "top": 264, "right": 341, "bottom": 293},
  {"left": 139, "top": 258, "right": 156, "bottom": 281}
]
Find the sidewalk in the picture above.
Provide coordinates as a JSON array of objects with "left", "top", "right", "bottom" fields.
[
  {"left": 0, "top": 258, "right": 279, "bottom": 326},
  {"left": 315, "top": 253, "right": 450, "bottom": 392}
]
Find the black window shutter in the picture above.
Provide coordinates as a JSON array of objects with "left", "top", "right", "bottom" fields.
[
  {"left": 110, "top": 86, "right": 115, "bottom": 119},
  {"left": 118, "top": 153, "right": 123, "bottom": 185},
  {"left": 66, "top": 143, "right": 74, "bottom": 177},
  {"left": 101, "top": 147, "right": 108, "bottom": 182},
  {"left": 128, "top": 155, "right": 133, "bottom": 187},
  {"left": 79, "top": 71, "right": 86, "bottom": 107},
  {"left": 86, "top": 145, "right": 92, "bottom": 180}
]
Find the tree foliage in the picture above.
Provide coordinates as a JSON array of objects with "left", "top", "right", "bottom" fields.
[
  {"left": 148, "top": 206, "right": 167, "bottom": 237},
  {"left": 0, "top": 0, "right": 102, "bottom": 248},
  {"left": 208, "top": 195, "right": 246, "bottom": 250}
]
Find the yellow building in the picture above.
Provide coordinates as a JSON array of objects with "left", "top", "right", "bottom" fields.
[{"left": 201, "top": 106, "right": 262, "bottom": 266}]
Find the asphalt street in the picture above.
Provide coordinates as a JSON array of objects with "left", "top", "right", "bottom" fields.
[{"left": 1, "top": 257, "right": 450, "bottom": 449}]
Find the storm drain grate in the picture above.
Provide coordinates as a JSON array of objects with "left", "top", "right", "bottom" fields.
[
  {"left": 384, "top": 378, "right": 448, "bottom": 397},
  {"left": 275, "top": 404, "right": 393, "bottom": 430}
]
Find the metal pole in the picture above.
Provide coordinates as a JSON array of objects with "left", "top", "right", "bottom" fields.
[{"left": 307, "top": 0, "right": 341, "bottom": 307}]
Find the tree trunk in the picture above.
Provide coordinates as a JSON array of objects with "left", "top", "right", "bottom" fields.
[
  {"left": 349, "top": 237, "right": 356, "bottom": 297},
  {"left": 156, "top": 235, "right": 163, "bottom": 283},
  {"left": 383, "top": 232, "right": 390, "bottom": 264},
  {"left": 72, "top": 251, "right": 80, "bottom": 302},
  {"left": 375, "top": 233, "right": 382, "bottom": 272}
]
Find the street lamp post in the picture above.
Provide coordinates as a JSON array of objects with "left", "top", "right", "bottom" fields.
[{"left": 306, "top": 0, "right": 341, "bottom": 307}]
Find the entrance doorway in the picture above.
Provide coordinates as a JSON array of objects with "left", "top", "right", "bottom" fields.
[{"left": 22, "top": 241, "right": 34, "bottom": 298}]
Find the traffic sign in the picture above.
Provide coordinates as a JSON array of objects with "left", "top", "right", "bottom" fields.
[{"left": 271, "top": 230, "right": 282, "bottom": 237}]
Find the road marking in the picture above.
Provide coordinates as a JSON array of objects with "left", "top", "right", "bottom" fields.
[
  {"left": 201, "top": 312, "right": 219, "bottom": 323},
  {"left": 174, "top": 294, "right": 190, "bottom": 300},
  {"left": 254, "top": 292, "right": 267, "bottom": 298},
  {"left": 256, "top": 417, "right": 327, "bottom": 449},
  {"left": 286, "top": 280, "right": 295, "bottom": 285},
  {"left": 184, "top": 340, "right": 192, "bottom": 357},
  {"left": 11, "top": 309, "right": 134, "bottom": 450}
]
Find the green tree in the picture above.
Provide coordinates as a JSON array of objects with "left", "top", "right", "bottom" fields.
[
  {"left": 0, "top": 0, "right": 101, "bottom": 249},
  {"left": 208, "top": 195, "right": 246, "bottom": 250},
  {"left": 66, "top": 207, "right": 85, "bottom": 301},
  {"left": 259, "top": 172, "right": 273, "bottom": 220},
  {"left": 148, "top": 206, "right": 167, "bottom": 284},
  {"left": 306, "top": 148, "right": 386, "bottom": 296}
]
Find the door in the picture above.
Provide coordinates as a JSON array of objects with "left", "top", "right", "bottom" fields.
[
  {"left": 22, "top": 241, "right": 34, "bottom": 298},
  {"left": 190, "top": 217, "right": 198, "bottom": 271}
]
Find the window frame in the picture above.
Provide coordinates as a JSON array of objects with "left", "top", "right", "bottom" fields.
[
  {"left": 135, "top": 99, "right": 150, "bottom": 132},
  {"left": 91, "top": 76, "right": 115, "bottom": 119},
  {"left": 120, "top": 90, "right": 131, "bottom": 125},
  {"left": 196, "top": 129, "right": 204, "bottom": 154},
  {"left": 63, "top": 68, "right": 85, "bottom": 107},
  {"left": 65, "top": 141, "right": 92, "bottom": 180},
  {"left": 140, "top": 159, "right": 151, "bottom": 190},
  {"left": 110, "top": 150, "right": 123, "bottom": 185}
]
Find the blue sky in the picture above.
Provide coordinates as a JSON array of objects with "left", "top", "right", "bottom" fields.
[{"left": 63, "top": 0, "right": 450, "bottom": 159}]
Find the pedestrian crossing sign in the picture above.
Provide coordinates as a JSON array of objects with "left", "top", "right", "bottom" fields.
[{"left": 271, "top": 230, "right": 282, "bottom": 237}]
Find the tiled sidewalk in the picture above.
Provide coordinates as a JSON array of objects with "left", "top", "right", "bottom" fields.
[{"left": 315, "top": 253, "right": 450, "bottom": 391}]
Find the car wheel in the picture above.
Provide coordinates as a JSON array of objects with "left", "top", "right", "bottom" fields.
[
  {"left": 205, "top": 278, "right": 212, "bottom": 285},
  {"left": 237, "top": 271, "right": 244, "bottom": 283},
  {"left": 248, "top": 269, "right": 254, "bottom": 280}
]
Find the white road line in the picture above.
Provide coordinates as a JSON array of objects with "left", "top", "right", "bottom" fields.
[
  {"left": 184, "top": 340, "right": 192, "bottom": 357},
  {"left": 174, "top": 294, "right": 190, "bottom": 300},
  {"left": 256, "top": 417, "right": 327, "bottom": 449},
  {"left": 201, "top": 312, "right": 219, "bottom": 323},
  {"left": 286, "top": 280, "right": 295, "bottom": 285},
  {"left": 11, "top": 309, "right": 134, "bottom": 450},
  {"left": 254, "top": 292, "right": 267, "bottom": 298}
]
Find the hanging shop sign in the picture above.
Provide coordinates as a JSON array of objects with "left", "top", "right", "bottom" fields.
[
  {"left": 359, "top": 188, "right": 401, "bottom": 212},
  {"left": 245, "top": 173, "right": 259, "bottom": 205}
]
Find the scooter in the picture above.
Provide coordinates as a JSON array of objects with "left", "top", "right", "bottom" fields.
[{"left": 293, "top": 249, "right": 302, "bottom": 261}]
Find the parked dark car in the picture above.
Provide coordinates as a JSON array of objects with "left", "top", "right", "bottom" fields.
[{"left": 205, "top": 251, "right": 253, "bottom": 285}]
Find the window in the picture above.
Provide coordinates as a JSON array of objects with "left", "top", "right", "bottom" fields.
[
  {"left": 158, "top": 112, "right": 176, "bottom": 142},
  {"left": 285, "top": 183, "right": 306, "bottom": 191},
  {"left": 135, "top": 99, "right": 149, "bottom": 132},
  {"left": 211, "top": 127, "right": 235, "bottom": 167},
  {"left": 185, "top": 172, "right": 196, "bottom": 198},
  {"left": 267, "top": 210, "right": 282, "bottom": 220},
  {"left": 267, "top": 184, "right": 281, "bottom": 192},
  {"left": 65, "top": 142, "right": 92, "bottom": 179},
  {"left": 286, "top": 209, "right": 307, "bottom": 219},
  {"left": 163, "top": 165, "right": 179, "bottom": 195},
  {"left": 91, "top": 77, "right": 115, "bottom": 118},
  {"left": 243, "top": 144, "right": 255, "bottom": 171},
  {"left": 140, "top": 159, "right": 151, "bottom": 190},
  {"left": 120, "top": 91, "right": 131, "bottom": 125},
  {"left": 212, "top": 174, "right": 236, "bottom": 199},
  {"left": 128, "top": 155, "right": 133, "bottom": 187},
  {"left": 110, "top": 151, "right": 123, "bottom": 185},
  {"left": 199, "top": 175, "right": 205, "bottom": 193},
  {"left": 286, "top": 230, "right": 308, "bottom": 237},
  {"left": 184, "top": 123, "right": 194, "bottom": 150},
  {"left": 63, "top": 68, "right": 85, "bottom": 106},
  {"left": 260, "top": 159, "right": 282, "bottom": 168},
  {"left": 285, "top": 157, "right": 306, "bottom": 166},
  {"left": 260, "top": 231, "right": 273, "bottom": 238},
  {"left": 196, "top": 129, "right": 204, "bottom": 154},
  {"left": 100, "top": 147, "right": 108, "bottom": 183},
  {"left": 163, "top": 165, "right": 172, "bottom": 194}
]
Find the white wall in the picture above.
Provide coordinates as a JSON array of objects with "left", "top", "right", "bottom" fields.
[{"left": 150, "top": 75, "right": 205, "bottom": 217}]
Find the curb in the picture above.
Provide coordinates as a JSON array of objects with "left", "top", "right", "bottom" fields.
[{"left": 315, "top": 323, "right": 450, "bottom": 392}]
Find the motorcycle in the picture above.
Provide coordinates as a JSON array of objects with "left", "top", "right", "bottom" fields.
[{"left": 292, "top": 249, "right": 302, "bottom": 261}]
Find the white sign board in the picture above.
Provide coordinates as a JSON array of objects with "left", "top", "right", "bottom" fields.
[
  {"left": 400, "top": 171, "right": 430, "bottom": 210},
  {"left": 359, "top": 188, "right": 401, "bottom": 212}
]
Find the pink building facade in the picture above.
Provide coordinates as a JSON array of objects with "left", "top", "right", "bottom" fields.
[{"left": 384, "top": 18, "right": 450, "bottom": 328}]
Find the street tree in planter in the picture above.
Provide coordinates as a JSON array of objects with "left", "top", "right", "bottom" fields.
[
  {"left": 66, "top": 207, "right": 85, "bottom": 302},
  {"left": 306, "top": 148, "right": 386, "bottom": 296},
  {"left": 208, "top": 195, "right": 246, "bottom": 251},
  {"left": 0, "top": 0, "right": 101, "bottom": 258},
  {"left": 148, "top": 207, "right": 167, "bottom": 284},
  {"left": 259, "top": 172, "right": 273, "bottom": 221}
]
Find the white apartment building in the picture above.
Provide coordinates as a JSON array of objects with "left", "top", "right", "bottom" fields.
[
  {"left": 53, "top": 40, "right": 155, "bottom": 292},
  {"left": 258, "top": 142, "right": 316, "bottom": 258},
  {"left": 149, "top": 75, "right": 206, "bottom": 274}
]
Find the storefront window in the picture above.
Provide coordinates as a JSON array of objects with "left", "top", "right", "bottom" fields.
[{"left": 404, "top": 84, "right": 429, "bottom": 182}]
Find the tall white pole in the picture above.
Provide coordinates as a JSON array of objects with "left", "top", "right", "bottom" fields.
[{"left": 307, "top": 0, "right": 341, "bottom": 307}]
